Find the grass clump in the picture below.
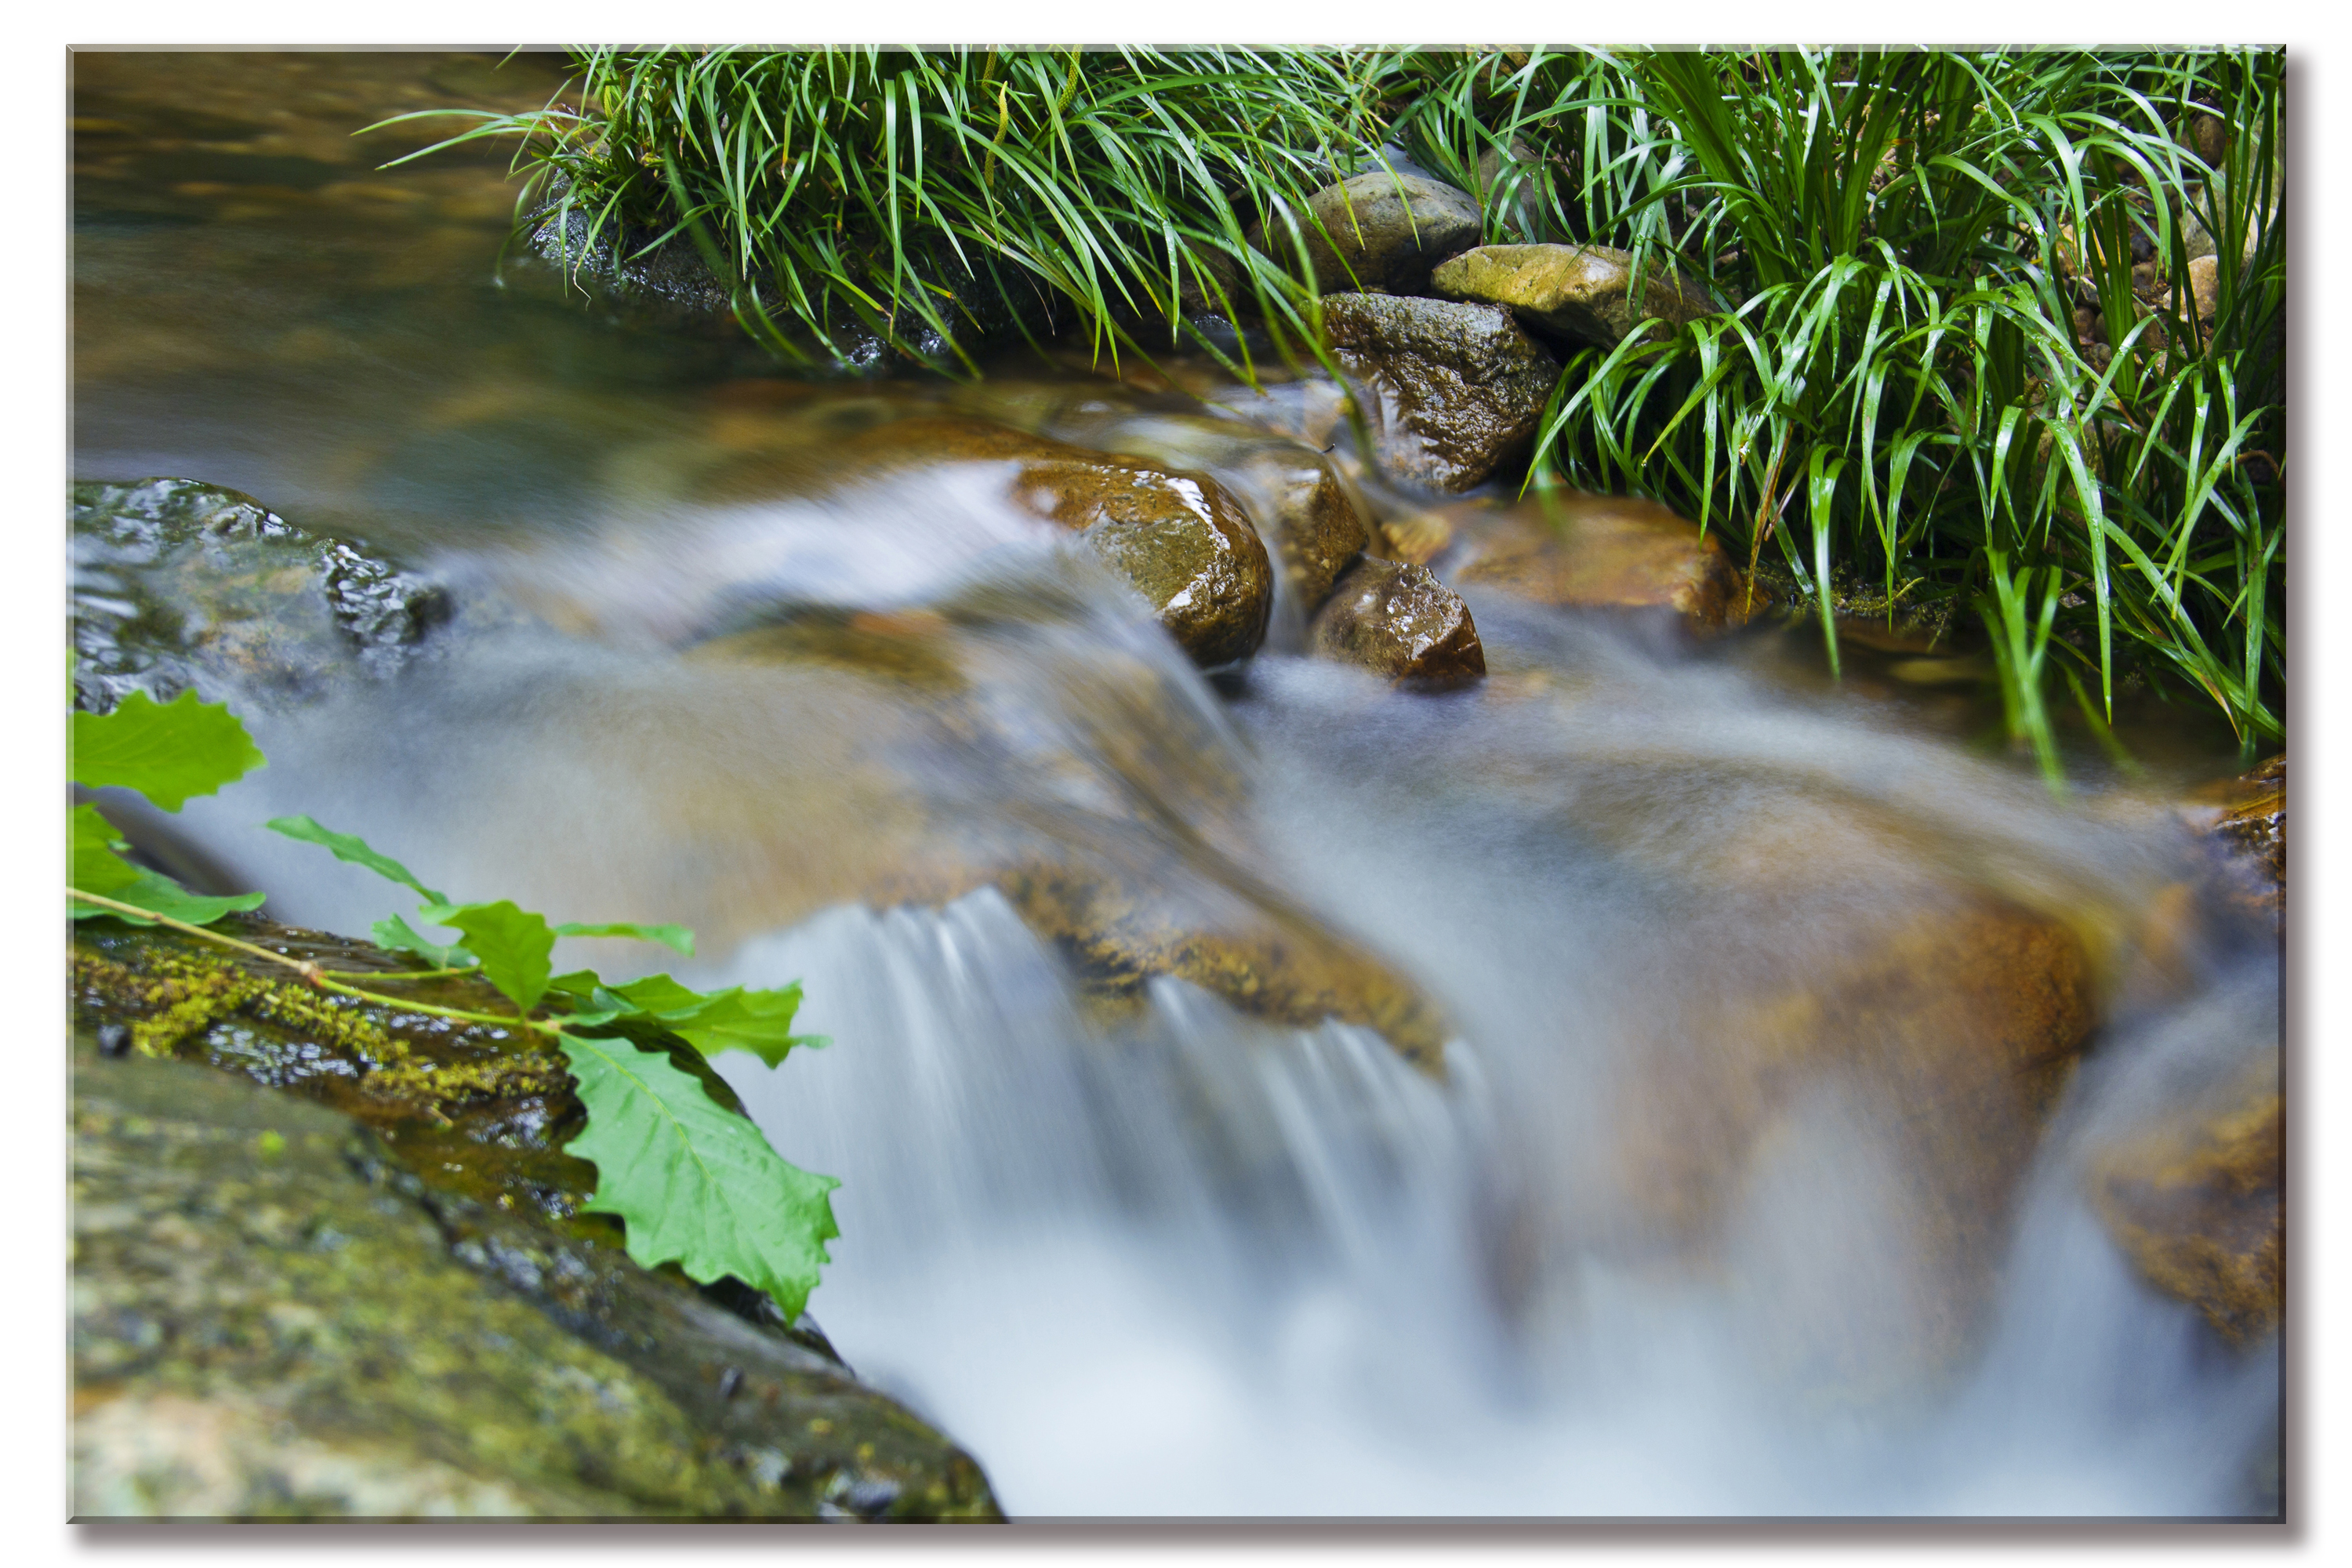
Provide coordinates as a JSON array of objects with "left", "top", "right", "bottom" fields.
[
  {"left": 401, "top": 47, "right": 2283, "bottom": 771},
  {"left": 1385, "top": 48, "right": 2284, "bottom": 771},
  {"left": 383, "top": 47, "right": 1396, "bottom": 378}
]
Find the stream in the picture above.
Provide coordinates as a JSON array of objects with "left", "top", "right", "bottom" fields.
[{"left": 73, "top": 52, "right": 2281, "bottom": 1517}]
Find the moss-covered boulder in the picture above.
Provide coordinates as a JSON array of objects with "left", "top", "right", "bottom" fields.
[
  {"left": 71, "top": 916, "right": 1000, "bottom": 1520},
  {"left": 71, "top": 477, "right": 450, "bottom": 714},
  {"left": 1430, "top": 243, "right": 1722, "bottom": 349}
]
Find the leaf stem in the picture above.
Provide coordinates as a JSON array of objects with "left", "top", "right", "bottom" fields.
[{"left": 68, "top": 887, "right": 559, "bottom": 1039}]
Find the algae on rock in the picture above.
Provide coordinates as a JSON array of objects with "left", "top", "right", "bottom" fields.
[{"left": 71, "top": 915, "right": 1000, "bottom": 1520}]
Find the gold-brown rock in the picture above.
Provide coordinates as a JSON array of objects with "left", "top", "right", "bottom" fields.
[
  {"left": 2087, "top": 1058, "right": 2281, "bottom": 1345},
  {"left": 1431, "top": 243, "right": 1722, "bottom": 349},
  {"left": 830, "top": 416, "right": 1276, "bottom": 669},
  {"left": 1596, "top": 895, "right": 2098, "bottom": 1389},
  {"left": 1438, "top": 492, "right": 1748, "bottom": 628}
]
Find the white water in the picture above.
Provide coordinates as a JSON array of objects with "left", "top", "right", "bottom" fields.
[{"left": 144, "top": 464, "right": 2278, "bottom": 1520}]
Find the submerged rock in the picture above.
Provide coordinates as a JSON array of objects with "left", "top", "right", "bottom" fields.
[
  {"left": 71, "top": 916, "right": 1001, "bottom": 1519},
  {"left": 2086, "top": 1054, "right": 2281, "bottom": 1348},
  {"left": 1000, "top": 861, "right": 1453, "bottom": 1075},
  {"left": 1307, "top": 557, "right": 1486, "bottom": 683},
  {"left": 1602, "top": 895, "right": 2100, "bottom": 1392},
  {"left": 71, "top": 477, "right": 450, "bottom": 713},
  {"left": 1255, "top": 170, "right": 1483, "bottom": 295},
  {"left": 1436, "top": 492, "right": 1748, "bottom": 629},
  {"left": 1431, "top": 243, "right": 1722, "bottom": 348},
  {"left": 1320, "top": 293, "right": 1561, "bottom": 492}
]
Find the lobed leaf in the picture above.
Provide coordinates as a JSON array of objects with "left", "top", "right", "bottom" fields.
[
  {"left": 70, "top": 803, "right": 267, "bottom": 925},
  {"left": 71, "top": 688, "right": 265, "bottom": 811},
  {"left": 558, "top": 1031, "right": 840, "bottom": 1319},
  {"left": 425, "top": 900, "right": 555, "bottom": 1013}
]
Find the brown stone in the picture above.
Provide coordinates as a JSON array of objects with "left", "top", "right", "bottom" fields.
[
  {"left": 1011, "top": 456, "right": 1273, "bottom": 670},
  {"left": 999, "top": 861, "right": 1453, "bottom": 1075},
  {"left": 1439, "top": 492, "right": 1747, "bottom": 628},
  {"left": 2087, "top": 1058, "right": 2281, "bottom": 1345},
  {"left": 1307, "top": 557, "right": 1485, "bottom": 683},
  {"left": 1431, "top": 243, "right": 1722, "bottom": 349},
  {"left": 1320, "top": 293, "right": 1561, "bottom": 493},
  {"left": 820, "top": 416, "right": 1276, "bottom": 670},
  {"left": 1603, "top": 895, "right": 2100, "bottom": 1385}
]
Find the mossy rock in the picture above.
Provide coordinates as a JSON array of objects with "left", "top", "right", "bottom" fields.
[{"left": 71, "top": 915, "right": 1001, "bottom": 1520}]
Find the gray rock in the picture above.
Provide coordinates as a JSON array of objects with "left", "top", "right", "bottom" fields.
[
  {"left": 1256, "top": 171, "right": 1483, "bottom": 295},
  {"left": 1319, "top": 293, "right": 1561, "bottom": 493},
  {"left": 70, "top": 916, "right": 1003, "bottom": 1519},
  {"left": 1307, "top": 557, "right": 1485, "bottom": 683},
  {"left": 1431, "top": 244, "right": 1722, "bottom": 349},
  {"left": 71, "top": 478, "right": 450, "bottom": 715}
]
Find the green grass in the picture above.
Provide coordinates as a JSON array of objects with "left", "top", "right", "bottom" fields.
[
  {"left": 1384, "top": 48, "right": 2285, "bottom": 772},
  {"left": 398, "top": 47, "right": 2285, "bottom": 771},
  {"left": 379, "top": 47, "right": 1396, "bottom": 379}
]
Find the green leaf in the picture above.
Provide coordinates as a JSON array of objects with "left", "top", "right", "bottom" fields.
[
  {"left": 601, "top": 975, "right": 815, "bottom": 1068},
  {"left": 267, "top": 816, "right": 448, "bottom": 905},
  {"left": 553, "top": 920, "right": 697, "bottom": 956},
  {"left": 604, "top": 972, "right": 713, "bottom": 1014},
  {"left": 669, "top": 985, "right": 816, "bottom": 1069},
  {"left": 71, "top": 688, "right": 264, "bottom": 810},
  {"left": 73, "top": 869, "right": 266, "bottom": 926},
  {"left": 557, "top": 1031, "right": 840, "bottom": 1319},
  {"left": 71, "top": 804, "right": 143, "bottom": 896},
  {"left": 71, "top": 804, "right": 265, "bottom": 925},
  {"left": 427, "top": 900, "right": 554, "bottom": 1013},
  {"left": 546, "top": 968, "right": 605, "bottom": 999},
  {"left": 372, "top": 914, "right": 475, "bottom": 969}
]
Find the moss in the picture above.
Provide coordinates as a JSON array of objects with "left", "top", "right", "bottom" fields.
[{"left": 71, "top": 915, "right": 1004, "bottom": 1519}]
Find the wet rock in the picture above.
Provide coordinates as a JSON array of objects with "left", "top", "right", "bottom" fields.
[
  {"left": 1605, "top": 895, "right": 2100, "bottom": 1390},
  {"left": 1307, "top": 557, "right": 1486, "bottom": 683},
  {"left": 2186, "top": 753, "right": 2284, "bottom": 931},
  {"left": 2086, "top": 1055, "right": 2281, "bottom": 1347},
  {"left": 1005, "top": 455, "right": 1273, "bottom": 671},
  {"left": 981, "top": 400, "right": 1372, "bottom": 615},
  {"left": 1431, "top": 243, "right": 1722, "bottom": 349},
  {"left": 1254, "top": 170, "right": 1483, "bottom": 294},
  {"left": 71, "top": 477, "right": 450, "bottom": 714},
  {"left": 813, "top": 416, "right": 1275, "bottom": 669},
  {"left": 1319, "top": 293, "right": 1560, "bottom": 492},
  {"left": 1000, "top": 862, "right": 1453, "bottom": 1075},
  {"left": 1436, "top": 492, "right": 1747, "bottom": 628},
  {"left": 71, "top": 916, "right": 1001, "bottom": 1519},
  {"left": 681, "top": 592, "right": 1455, "bottom": 1069}
]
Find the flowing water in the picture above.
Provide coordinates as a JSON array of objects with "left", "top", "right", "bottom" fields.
[{"left": 74, "top": 53, "right": 2281, "bottom": 1517}]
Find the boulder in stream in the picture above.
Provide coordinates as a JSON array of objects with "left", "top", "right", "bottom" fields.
[
  {"left": 71, "top": 916, "right": 1001, "bottom": 1519},
  {"left": 1433, "top": 492, "right": 1749, "bottom": 629},
  {"left": 1306, "top": 557, "right": 1486, "bottom": 684},
  {"left": 818, "top": 415, "right": 1276, "bottom": 669},
  {"left": 71, "top": 477, "right": 450, "bottom": 714},
  {"left": 1320, "top": 293, "right": 1561, "bottom": 493},
  {"left": 2086, "top": 1054, "right": 2281, "bottom": 1348}
]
